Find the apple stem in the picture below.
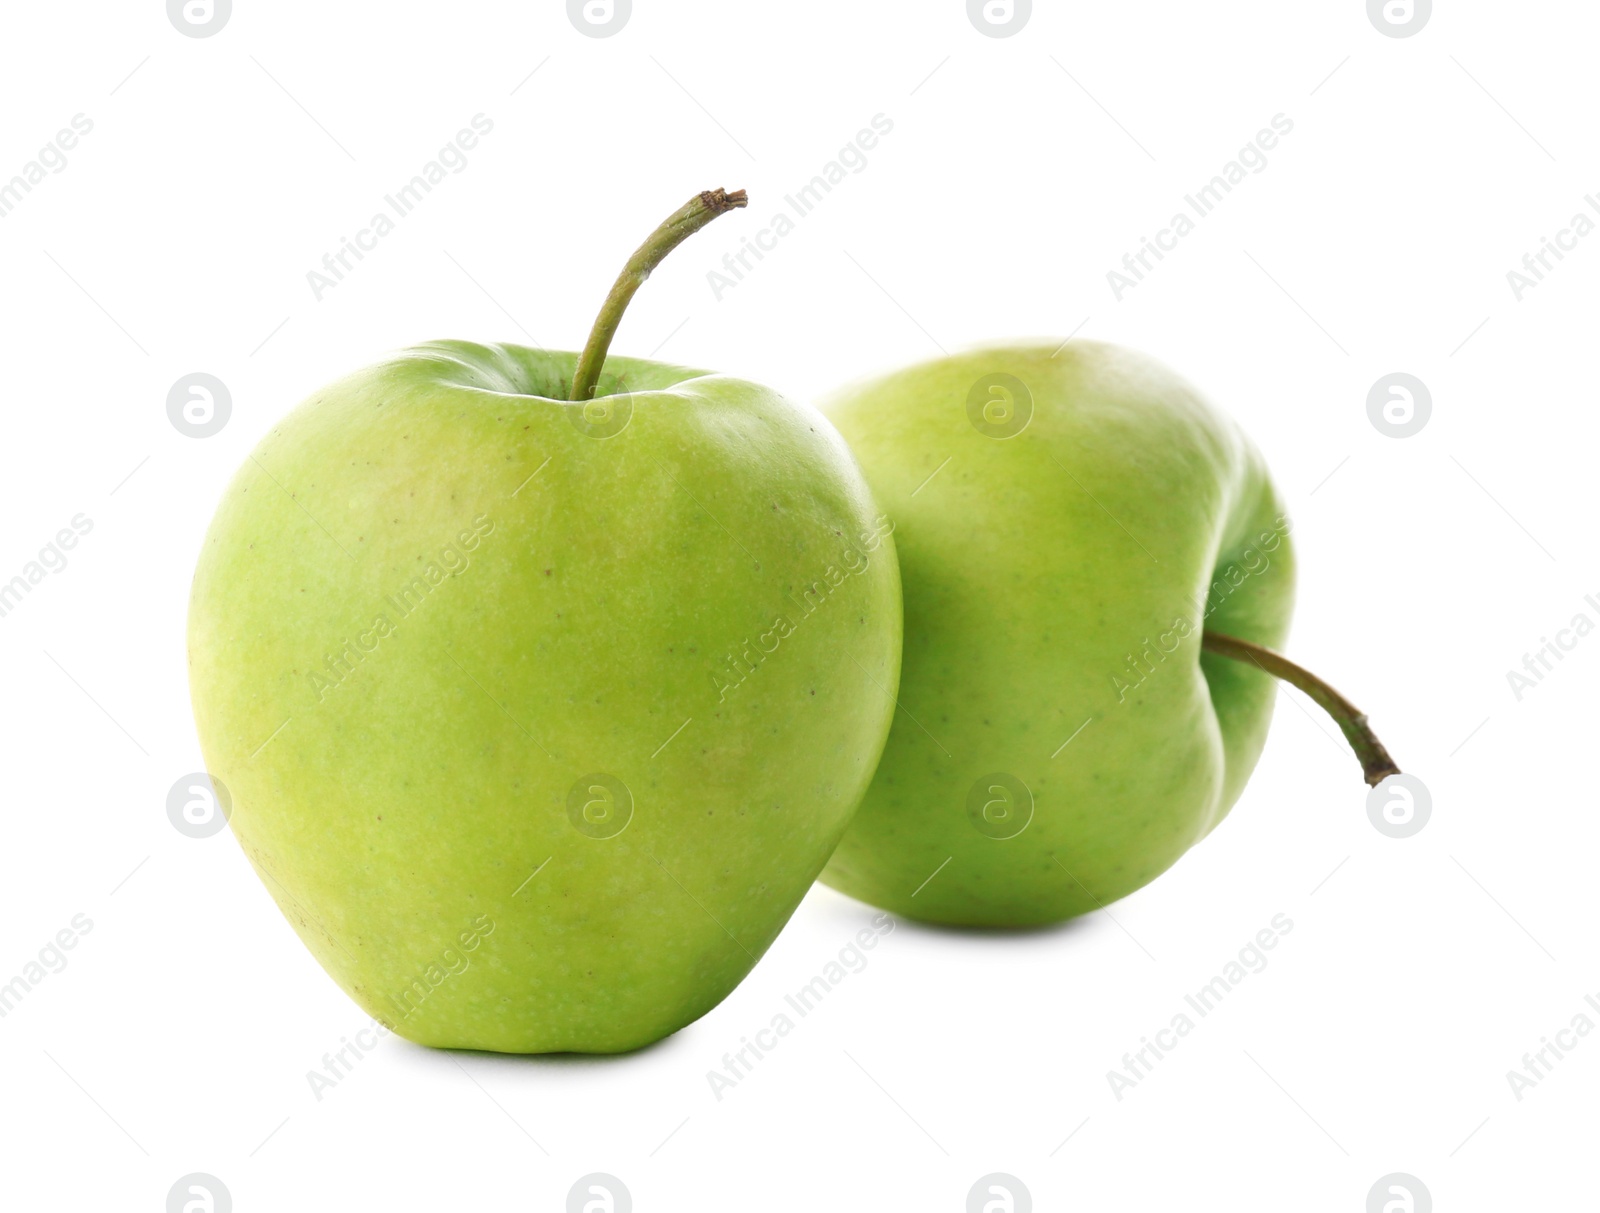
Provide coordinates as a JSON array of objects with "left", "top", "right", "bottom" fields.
[
  {"left": 570, "top": 188, "right": 749, "bottom": 402},
  {"left": 1201, "top": 630, "right": 1400, "bottom": 787}
]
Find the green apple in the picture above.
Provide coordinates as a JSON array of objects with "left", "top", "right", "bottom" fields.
[
  {"left": 817, "top": 341, "right": 1395, "bottom": 927},
  {"left": 186, "top": 191, "right": 902, "bottom": 1052}
]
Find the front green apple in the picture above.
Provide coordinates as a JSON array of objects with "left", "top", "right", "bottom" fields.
[
  {"left": 187, "top": 192, "right": 902, "bottom": 1052},
  {"left": 818, "top": 341, "right": 1296, "bottom": 926},
  {"left": 188, "top": 343, "right": 900, "bottom": 1052}
]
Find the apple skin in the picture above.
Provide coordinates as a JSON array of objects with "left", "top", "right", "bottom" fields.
[
  {"left": 187, "top": 342, "right": 901, "bottom": 1052},
  {"left": 817, "top": 342, "right": 1295, "bottom": 927}
]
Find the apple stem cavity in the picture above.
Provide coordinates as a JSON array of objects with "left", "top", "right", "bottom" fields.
[
  {"left": 1201, "top": 630, "right": 1401, "bottom": 787},
  {"left": 570, "top": 187, "right": 749, "bottom": 403}
]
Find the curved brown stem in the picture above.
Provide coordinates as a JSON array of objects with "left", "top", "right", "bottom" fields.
[
  {"left": 1202, "top": 630, "right": 1400, "bottom": 787},
  {"left": 570, "top": 188, "right": 748, "bottom": 402}
]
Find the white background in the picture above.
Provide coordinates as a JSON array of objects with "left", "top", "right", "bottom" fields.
[{"left": 0, "top": 1, "right": 1593, "bottom": 1209}]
